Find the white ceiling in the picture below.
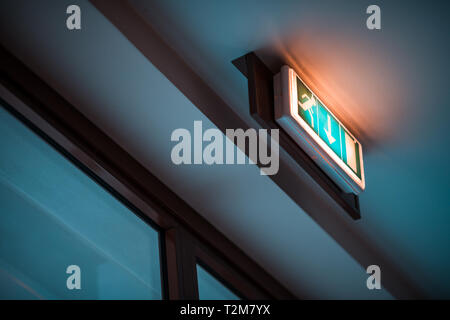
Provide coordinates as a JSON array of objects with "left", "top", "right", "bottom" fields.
[
  {"left": 1, "top": 0, "right": 449, "bottom": 298},
  {"left": 128, "top": 0, "right": 450, "bottom": 298}
]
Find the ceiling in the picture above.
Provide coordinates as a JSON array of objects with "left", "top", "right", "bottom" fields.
[
  {"left": 0, "top": 0, "right": 448, "bottom": 298},
  {"left": 128, "top": 0, "right": 450, "bottom": 298}
]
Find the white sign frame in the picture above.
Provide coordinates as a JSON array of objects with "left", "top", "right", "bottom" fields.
[{"left": 274, "top": 66, "right": 365, "bottom": 194}]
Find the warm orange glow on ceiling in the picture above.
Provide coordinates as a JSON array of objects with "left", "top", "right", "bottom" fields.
[{"left": 259, "top": 28, "right": 412, "bottom": 151}]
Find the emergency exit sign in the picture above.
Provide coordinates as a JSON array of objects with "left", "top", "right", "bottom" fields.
[{"left": 274, "top": 66, "right": 365, "bottom": 194}]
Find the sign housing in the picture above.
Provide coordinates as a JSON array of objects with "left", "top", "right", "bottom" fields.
[{"left": 274, "top": 66, "right": 365, "bottom": 194}]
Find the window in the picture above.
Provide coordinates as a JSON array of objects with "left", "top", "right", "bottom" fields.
[
  {"left": 0, "top": 106, "right": 162, "bottom": 299},
  {"left": 0, "top": 48, "right": 295, "bottom": 300},
  {"left": 196, "top": 264, "right": 239, "bottom": 300}
]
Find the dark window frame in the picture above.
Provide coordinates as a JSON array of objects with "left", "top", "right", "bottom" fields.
[{"left": 0, "top": 46, "right": 295, "bottom": 300}]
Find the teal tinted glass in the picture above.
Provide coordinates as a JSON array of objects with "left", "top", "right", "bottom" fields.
[
  {"left": 0, "top": 106, "right": 162, "bottom": 299},
  {"left": 196, "top": 264, "right": 239, "bottom": 300}
]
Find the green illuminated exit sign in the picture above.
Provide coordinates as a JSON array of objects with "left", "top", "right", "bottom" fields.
[{"left": 274, "top": 66, "right": 365, "bottom": 194}]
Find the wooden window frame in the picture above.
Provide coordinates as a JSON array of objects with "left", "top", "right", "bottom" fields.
[{"left": 0, "top": 46, "right": 295, "bottom": 300}]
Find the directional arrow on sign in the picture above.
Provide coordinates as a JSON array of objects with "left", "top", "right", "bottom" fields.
[{"left": 324, "top": 114, "right": 336, "bottom": 144}]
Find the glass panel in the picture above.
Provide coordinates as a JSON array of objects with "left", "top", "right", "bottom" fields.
[
  {"left": 0, "top": 106, "right": 162, "bottom": 299},
  {"left": 196, "top": 264, "right": 240, "bottom": 300}
]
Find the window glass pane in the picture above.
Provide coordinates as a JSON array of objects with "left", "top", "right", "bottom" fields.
[
  {"left": 196, "top": 264, "right": 240, "bottom": 300},
  {"left": 0, "top": 106, "right": 162, "bottom": 299}
]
